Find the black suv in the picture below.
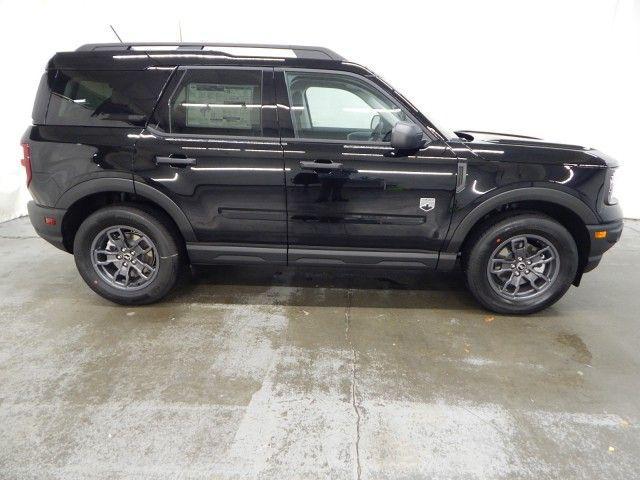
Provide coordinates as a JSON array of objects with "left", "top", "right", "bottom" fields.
[{"left": 23, "top": 43, "right": 623, "bottom": 314}]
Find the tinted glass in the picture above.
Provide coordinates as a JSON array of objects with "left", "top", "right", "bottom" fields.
[
  {"left": 285, "top": 71, "right": 410, "bottom": 141},
  {"left": 46, "top": 70, "right": 171, "bottom": 127},
  {"left": 168, "top": 69, "right": 263, "bottom": 136},
  {"left": 32, "top": 73, "right": 49, "bottom": 124}
]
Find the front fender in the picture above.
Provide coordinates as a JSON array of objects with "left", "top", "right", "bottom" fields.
[{"left": 443, "top": 187, "right": 598, "bottom": 255}]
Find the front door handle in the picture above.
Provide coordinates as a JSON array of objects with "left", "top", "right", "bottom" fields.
[
  {"left": 155, "top": 155, "right": 197, "bottom": 167},
  {"left": 299, "top": 160, "right": 343, "bottom": 170}
]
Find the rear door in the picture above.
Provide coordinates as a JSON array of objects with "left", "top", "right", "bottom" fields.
[
  {"left": 275, "top": 69, "right": 458, "bottom": 268},
  {"left": 133, "top": 66, "right": 287, "bottom": 264}
]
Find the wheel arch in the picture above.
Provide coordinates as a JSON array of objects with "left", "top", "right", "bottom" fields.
[
  {"left": 56, "top": 178, "right": 196, "bottom": 252},
  {"left": 446, "top": 188, "right": 595, "bottom": 277}
]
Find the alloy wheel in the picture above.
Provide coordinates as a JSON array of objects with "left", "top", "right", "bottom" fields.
[
  {"left": 486, "top": 234, "right": 560, "bottom": 300},
  {"left": 90, "top": 225, "right": 159, "bottom": 290}
]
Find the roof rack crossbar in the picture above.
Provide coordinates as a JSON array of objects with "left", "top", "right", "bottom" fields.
[{"left": 76, "top": 43, "right": 346, "bottom": 61}]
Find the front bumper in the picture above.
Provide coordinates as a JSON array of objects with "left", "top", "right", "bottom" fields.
[
  {"left": 583, "top": 219, "right": 624, "bottom": 273},
  {"left": 27, "top": 201, "right": 68, "bottom": 252}
]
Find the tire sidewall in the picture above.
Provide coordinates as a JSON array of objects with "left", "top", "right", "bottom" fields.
[
  {"left": 466, "top": 216, "right": 578, "bottom": 314},
  {"left": 73, "top": 206, "right": 180, "bottom": 305}
]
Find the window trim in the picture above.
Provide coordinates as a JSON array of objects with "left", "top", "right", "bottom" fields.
[
  {"left": 302, "top": 88, "right": 314, "bottom": 128},
  {"left": 278, "top": 67, "right": 437, "bottom": 144},
  {"left": 155, "top": 65, "right": 275, "bottom": 139},
  {"left": 146, "top": 124, "right": 282, "bottom": 144}
]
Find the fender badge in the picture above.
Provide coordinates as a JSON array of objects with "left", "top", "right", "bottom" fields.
[{"left": 419, "top": 197, "right": 435, "bottom": 212}]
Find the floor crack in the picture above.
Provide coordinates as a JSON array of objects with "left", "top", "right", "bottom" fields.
[{"left": 345, "top": 289, "right": 362, "bottom": 480}]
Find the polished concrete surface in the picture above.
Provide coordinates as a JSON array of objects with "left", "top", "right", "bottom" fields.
[{"left": 1, "top": 217, "right": 639, "bottom": 479}]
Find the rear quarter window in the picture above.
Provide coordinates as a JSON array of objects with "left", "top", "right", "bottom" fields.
[{"left": 45, "top": 69, "right": 172, "bottom": 127}]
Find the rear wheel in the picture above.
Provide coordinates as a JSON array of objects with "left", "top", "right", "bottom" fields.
[
  {"left": 464, "top": 214, "right": 578, "bottom": 314},
  {"left": 73, "top": 205, "right": 182, "bottom": 305}
]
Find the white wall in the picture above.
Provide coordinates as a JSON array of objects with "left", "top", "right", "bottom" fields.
[{"left": 1, "top": 0, "right": 638, "bottom": 221}]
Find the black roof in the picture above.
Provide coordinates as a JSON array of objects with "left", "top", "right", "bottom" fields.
[{"left": 49, "top": 43, "right": 372, "bottom": 74}]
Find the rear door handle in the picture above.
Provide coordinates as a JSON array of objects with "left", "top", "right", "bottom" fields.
[
  {"left": 299, "top": 160, "right": 343, "bottom": 170},
  {"left": 155, "top": 155, "right": 197, "bottom": 167}
]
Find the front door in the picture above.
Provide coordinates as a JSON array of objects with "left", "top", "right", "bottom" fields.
[
  {"left": 133, "top": 66, "right": 287, "bottom": 264},
  {"left": 275, "top": 69, "right": 458, "bottom": 267}
]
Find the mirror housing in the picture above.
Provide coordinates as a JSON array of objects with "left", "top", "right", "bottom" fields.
[{"left": 390, "top": 121, "right": 426, "bottom": 151}]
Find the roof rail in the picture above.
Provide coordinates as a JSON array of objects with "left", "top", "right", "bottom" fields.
[{"left": 76, "top": 43, "right": 346, "bottom": 61}]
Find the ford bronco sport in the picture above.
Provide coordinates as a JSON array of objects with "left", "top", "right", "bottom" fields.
[{"left": 22, "top": 43, "right": 623, "bottom": 314}]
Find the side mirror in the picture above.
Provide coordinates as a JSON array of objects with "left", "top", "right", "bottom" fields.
[{"left": 390, "top": 121, "right": 426, "bottom": 151}]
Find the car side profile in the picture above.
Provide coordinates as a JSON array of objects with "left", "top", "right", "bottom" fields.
[{"left": 23, "top": 43, "right": 623, "bottom": 314}]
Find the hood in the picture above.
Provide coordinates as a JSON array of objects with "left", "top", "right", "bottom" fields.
[
  {"left": 455, "top": 130, "right": 590, "bottom": 152},
  {"left": 452, "top": 130, "right": 612, "bottom": 167}
]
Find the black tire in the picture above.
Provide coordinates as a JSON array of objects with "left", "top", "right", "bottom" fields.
[
  {"left": 73, "top": 205, "right": 183, "bottom": 305},
  {"left": 464, "top": 213, "right": 578, "bottom": 314}
]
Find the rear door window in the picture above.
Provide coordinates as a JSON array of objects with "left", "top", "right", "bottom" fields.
[
  {"left": 46, "top": 69, "right": 171, "bottom": 127},
  {"left": 162, "top": 68, "right": 264, "bottom": 137}
]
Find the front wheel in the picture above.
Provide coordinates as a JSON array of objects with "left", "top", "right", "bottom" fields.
[
  {"left": 465, "top": 214, "right": 578, "bottom": 314},
  {"left": 73, "top": 205, "right": 182, "bottom": 305}
]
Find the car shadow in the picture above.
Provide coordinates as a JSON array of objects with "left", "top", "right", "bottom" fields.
[{"left": 167, "top": 264, "right": 483, "bottom": 311}]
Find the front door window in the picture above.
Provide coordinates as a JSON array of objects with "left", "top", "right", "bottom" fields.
[{"left": 284, "top": 71, "right": 413, "bottom": 142}]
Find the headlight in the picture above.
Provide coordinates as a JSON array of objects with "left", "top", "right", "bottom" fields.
[{"left": 606, "top": 168, "right": 618, "bottom": 205}]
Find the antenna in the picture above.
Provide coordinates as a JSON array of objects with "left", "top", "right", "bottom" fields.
[
  {"left": 107, "top": 24, "right": 155, "bottom": 65},
  {"left": 109, "top": 25, "right": 124, "bottom": 43},
  {"left": 178, "top": 21, "right": 183, "bottom": 42}
]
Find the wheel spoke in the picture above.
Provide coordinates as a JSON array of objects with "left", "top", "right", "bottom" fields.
[
  {"left": 528, "top": 277, "right": 543, "bottom": 291},
  {"left": 510, "top": 236, "right": 529, "bottom": 259},
  {"left": 501, "top": 273, "right": 515, "bottom": 292},
  {"left": 95, "top": 259, "right": 114, "bottom": 266},
  {"left": 105, "top": 267, "right": 120, "bottom": 283},
  {"left": 490, "top": 258, "right": 513, "bottom": 274},
  {"left": 93, "top": 250, "right": 119, "bottom": 266},
  {"left": 531, "top": 257, "right": 554, "bottom": 267},
  {"left": 119, "top": 228, "right": 129, "bottom": 248},
  {"left": 131, "top": 263, "right": 154, "bottom": 280},
  {"left": 143, "top": 264, "right": 156, "bottom": 274},
  {"left": 134, "top": 245, "right": 153, "bottom": 258},
  {"left": 530, "top": 269, "right": 550, "bottom": 283},
  {"left": 512, "top": 275, "right": 522, "bottom": 295},
  {"left": 116, "top": 263, "right": 129, "bottom": 281},
  {"left": 529, "top": 245, "right": 551, "bottom": 260},
  {"left": 107, "top": 230, "right": 126, "bottom": 250},
  {"left": 128, "top": 235, "right": 146, "bottom": 251},
  {"left": 507, "top": 239, "right": 518, "bottom": 259},
  {"left": 509, "top": 238, "right": 519, "bottom": 257}
]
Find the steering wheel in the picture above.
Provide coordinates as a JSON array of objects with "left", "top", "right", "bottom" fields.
[{"left": 369, "top": 114, "right": 385, "bottom": 142}]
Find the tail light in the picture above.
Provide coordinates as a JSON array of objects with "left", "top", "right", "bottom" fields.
[{"left": 20, "top": 143, "right": 32, "bottom": 187}]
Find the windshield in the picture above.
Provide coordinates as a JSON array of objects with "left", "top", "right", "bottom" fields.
[
  {"left": 373, "top": 74, "right": 459, "bottom": 141},
  {"left": 422, "top": 112, "right": 459, "bottom": 141}
]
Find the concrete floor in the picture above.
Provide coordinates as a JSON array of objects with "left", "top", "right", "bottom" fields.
[{"left": 0, "top": 217, "right": 639, "bottom": 479}]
